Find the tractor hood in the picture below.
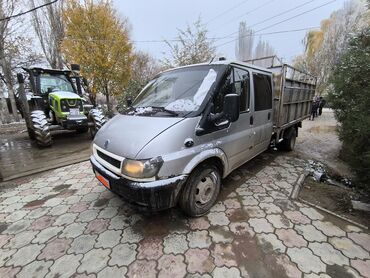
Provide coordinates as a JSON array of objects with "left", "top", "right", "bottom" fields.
[
  {"left": 49, "top": 91, "right": 81, "bottom": 99},
  {"left": 93, "top": 114, "right": 184, "bottom": 159}
]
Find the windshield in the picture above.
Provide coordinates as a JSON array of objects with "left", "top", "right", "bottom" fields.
[
  {"left": 132, "top": 65, "right": 222, "bottom": 115},
  {"left": 40, "top": 74, "right": 74, "bottom": 94}
]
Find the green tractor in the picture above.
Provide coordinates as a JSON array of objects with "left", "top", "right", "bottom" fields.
[{"left": 16, "top": 64, "right": 106, "bottom": 147}]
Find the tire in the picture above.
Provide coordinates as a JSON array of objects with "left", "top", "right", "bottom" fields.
[
  {"left": 26, "top": 124, "right": 36, "bottom": 140},
  {"left": 281, "top": 127, "right": 297, "bottom": 151},
  {"left": 179, "top": 163, "right": 221, "bottom": 217},
  {"left": 30, "top": 110, "right": 52, "bottom": 147},
  {"left": 89, "top": 109, "right": 106, "bottom": 138}
]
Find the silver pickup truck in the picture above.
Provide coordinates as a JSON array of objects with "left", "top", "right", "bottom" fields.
[{"left": 90, "top": 57, "right": 316, "bottom": 216}]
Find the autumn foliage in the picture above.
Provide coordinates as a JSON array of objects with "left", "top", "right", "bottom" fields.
[{"left": 62, "top": 0, "right": 133, "bottom": 113}]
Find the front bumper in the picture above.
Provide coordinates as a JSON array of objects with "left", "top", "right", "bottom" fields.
[
  {"left": 62, "top": 115, "right": 89, "bottom": 130},
  {"left": 90, "top": 155, "right": 187, "bottom": 211}
]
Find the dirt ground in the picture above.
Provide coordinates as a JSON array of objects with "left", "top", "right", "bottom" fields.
[
  {"left": 295, "top": 109, "right": 369, "bottom": 228},
  {"left": 294, "top": 108, "right": 352, "bottom": 178},
  {"left": 0, "top": 122, "right": 91, "bottom": 182}
]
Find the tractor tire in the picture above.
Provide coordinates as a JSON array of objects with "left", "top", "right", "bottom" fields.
[
  {"left": 26, "top": 124, "right": 36, "bottom": 140},
  {"left": 30, "top": 110, "right": 52, "bottom": 147},
  {"left": 89, "top": 109, "right": 106, "bottom": 138}
]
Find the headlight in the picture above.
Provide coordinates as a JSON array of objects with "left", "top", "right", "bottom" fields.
[{"left": 121, "top": 156, "right": 163, "bottom": 179}]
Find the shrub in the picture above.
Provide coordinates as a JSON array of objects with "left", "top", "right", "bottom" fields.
[{"left": 328, "top": 28, "right": 370, "bottom": 189}]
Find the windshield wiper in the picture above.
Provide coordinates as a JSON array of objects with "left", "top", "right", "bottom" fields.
[{"left": 147, "top": 106, "right": 179, "bottom": 116}]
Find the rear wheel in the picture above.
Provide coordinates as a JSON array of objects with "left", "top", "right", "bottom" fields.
[
  {"left": 280, "top": 127, "right": 297, "bottom": 151},
  {"left": 179, "top": 163, "right": 221, "bottom": 217},
  {"left": 30, "top": 110, "right": 52, "bottom": 147},
  {"left": 89, "top": 109, "right": 106, "bottom": 138}
]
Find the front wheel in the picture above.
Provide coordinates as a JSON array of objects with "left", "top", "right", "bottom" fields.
[
  {"left": 88, "top": 109, "right": 106, "bottom": 138},
  {"left": 179, "top": 163, "right": 221, "bottom": 217},
  {"left": 30, "top": 110, "right": 52, "bottom": 147}
]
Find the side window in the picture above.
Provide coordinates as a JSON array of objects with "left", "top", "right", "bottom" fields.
[
  {"left": 214, "top": 69, "right": 233, "bottom": 113},
  {"left": 253, "top": 73, "right": 272, "bottom": 111},
  {"left": 234, "top": 68, "right": 250, "bottom": 112}
]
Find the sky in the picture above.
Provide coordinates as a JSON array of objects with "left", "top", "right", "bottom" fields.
[{"left": 113, "top": 0, "right": 346, "bottom": 63}]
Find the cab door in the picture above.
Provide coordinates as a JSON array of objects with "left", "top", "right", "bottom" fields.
[
  {"left": 215, "top": 66, "right": 256, "bottom": 171},
  {"left": 250, "top": 72, "right": 273, "bottom": 154}
]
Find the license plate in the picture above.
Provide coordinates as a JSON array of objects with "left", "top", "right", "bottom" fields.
[
  {"left": 69, "top": 108, "right": 80, "bottom": 116},
  {"left": 95, "top": 171, "right": 110, "bottom": 189}
]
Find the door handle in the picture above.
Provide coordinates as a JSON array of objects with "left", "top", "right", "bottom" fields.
[
  {"left": 268, "top": 112, "right": 271, "bottom": 120},
  {"left": 250, "top": 116, "right": 254, "bottom": 125}
]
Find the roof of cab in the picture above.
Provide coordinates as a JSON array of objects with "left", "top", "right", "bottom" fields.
[
  {"left": 49, "top": 91, "right": 81, "bottom": 99},
  {"left": 161, "top": 59, "right": 273, "bottom": 75}
]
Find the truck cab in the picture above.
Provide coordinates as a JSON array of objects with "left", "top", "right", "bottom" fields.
[{"left": 90, "top": 59, "right": 315, "bottom": 216}]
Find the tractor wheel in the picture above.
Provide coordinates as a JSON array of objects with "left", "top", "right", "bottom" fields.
[
  {"left": 89, "top": 109, "right": 106, "bottom": 138},
  {"left": 26, "top": 123, "right": 36, "bottom": 140},
  {"left": 30, "top": 110, "right": 52, "bottom": 147}
]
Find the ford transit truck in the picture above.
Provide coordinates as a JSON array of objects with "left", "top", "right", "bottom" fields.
[{"left": 90, "top": 56, "right": 316, "bottom": 217}]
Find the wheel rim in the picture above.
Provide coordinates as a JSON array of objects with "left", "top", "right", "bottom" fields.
[{"left": 194, "top": 171, "right": 218, "bottom": 207}]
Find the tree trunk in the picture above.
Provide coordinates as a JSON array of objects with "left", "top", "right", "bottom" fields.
[
  {"left": 0, "top": 97, "right": 11, "bottom": 124},
  {"left": 1, "top": 59, "right": 19, "bottom": 122},
  {"left": 1, "top": 58, "right": 19, "bottom": 122},
  {"left": 105, "top": 92, "right": 111, "bottom": 115},
  {"left": 105, "top": 83, "right": 111, "bottom": 112},
  {"left": 6, "top": 85, "right": 19, "bottom": 122}
]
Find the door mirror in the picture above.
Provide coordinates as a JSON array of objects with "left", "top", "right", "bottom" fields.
[
  {"left": 71, "top": 64, "right": 80, "bottom": 72},
  {"left": 224, "top": 94, "right": 240, "bottom": 122}
]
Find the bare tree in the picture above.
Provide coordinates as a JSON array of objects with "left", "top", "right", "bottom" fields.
[
  {"left": 132, "top": 50, "right": 161, "bottom": 85},
  {"left": 162, "top": 17, "right": 216, "bottom": 68},
  {"left": 253, "top": 39, "right": 275, "bottom": 67},
  {"left": 0, "top": 74, "right": 11, "bottom": 123},
  {"left": 0, "top": 0, "right": 42, "bottom": 123},
  {"left": 235, "top": 22, "right": 275, "bottom": 65},
  {"left": 0, "top": 0, "right": 20, "bottom": 122},
  {"left": 31, "top": 0, "right": 64, "bottom": 69},
  {"left": 235, "top": 22, "right": 254, "bottom": 61}
]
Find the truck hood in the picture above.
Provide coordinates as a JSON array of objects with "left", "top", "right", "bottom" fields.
[{"left": 93, "top": 114, "right": 184, "bottom": 159}]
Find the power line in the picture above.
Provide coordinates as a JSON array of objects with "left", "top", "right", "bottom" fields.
[
  {"left": 256, "top": 0, "right": 336, "bottom": 33},
  {"left": 223, "top": 0, "right": 317, "bottom": 39},
  {"left": 251, "top": 0, "right": 316, "bottom": 28},
  {"left": 215, "top": 0, "right": 336, "bottom": 48},
  {"left": 204, "top": 0, "right": 251, "bottom": 25},
  {"left": 215, "top": 26, "right": 320, "bottom": 48},
  {"left": 63, "top": 26, "right": 319, "bottom": 44},
  {"left": 0, "top": 0, "right": 59, "bottom": 22},
  {"left": 216, "top": 0, "right": 275, "bottom": 29}
]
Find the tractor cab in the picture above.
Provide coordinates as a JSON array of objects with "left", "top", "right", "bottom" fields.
[{"left": 16, "top": 65, "right": 106, "bottom": 147}]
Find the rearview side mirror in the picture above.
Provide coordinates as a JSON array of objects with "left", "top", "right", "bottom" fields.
[
  {"left": 71, "top": 64, "right": 80, "bottom": 72},
  {"left": 224, "top": 94, "right": 240, "bottom": 122}
]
